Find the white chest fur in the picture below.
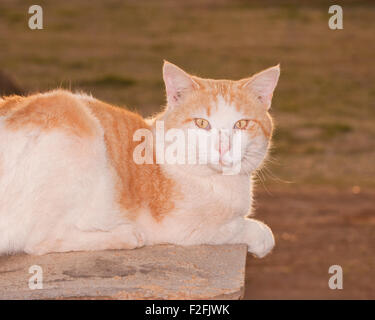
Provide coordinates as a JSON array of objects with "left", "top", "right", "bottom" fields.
[{"left": 182, "top": 173, "right": 251, "bottom": 216}]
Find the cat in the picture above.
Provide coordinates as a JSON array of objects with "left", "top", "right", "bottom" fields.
[{"left": 0, "top": 61, "right": 279, "bottom": 257}]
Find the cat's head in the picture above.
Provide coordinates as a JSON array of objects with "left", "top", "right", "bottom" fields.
[{"left": 156, "top": 61, "right": 280, "bottom": 176}]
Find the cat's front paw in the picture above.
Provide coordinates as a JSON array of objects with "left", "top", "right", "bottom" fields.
[{"left": 246, "top": 221, "right": 275, "bottom": 258}]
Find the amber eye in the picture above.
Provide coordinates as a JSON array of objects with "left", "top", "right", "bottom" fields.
[
  {"left": 194, "top": 118, "right": 210, "bottom": 130},
  {"left": 234, "top": 119, "right": 248, "bottom": 130}
]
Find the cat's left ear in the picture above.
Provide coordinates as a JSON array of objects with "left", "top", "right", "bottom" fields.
[
  {"left": 163, "top": 60, "right": 199, "bottom": 109},
  {"left": 240, "top": 65, "right": 280, "bottom": 110}
]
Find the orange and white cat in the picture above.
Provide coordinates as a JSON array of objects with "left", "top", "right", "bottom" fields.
[{"left": 0, "top": 61, "right": 279, "bottom": 257}]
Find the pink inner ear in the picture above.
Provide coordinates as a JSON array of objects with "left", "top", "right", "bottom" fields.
[
  {"left": 165, "top": 77, "right": 179, "bottom": 104},
  {"left": 175, "top": 91, "right": 182, "bottom": 100},
  {"left": 163, "top": 63, "right": 198, "bottom": 107},
  {"left": 258, "top": 93, "right": 273, "bottom": 106},
  {"left": 172, "top": 94, "right": 179, "bottom": 103},
  {"left": 243, "top": 66, "right": 280, "bottom": 109},
  {"left": 168, "top": 88, "right": 182, "bottom": 104}
]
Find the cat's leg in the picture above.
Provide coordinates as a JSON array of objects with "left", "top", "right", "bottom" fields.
[
  {"left": 213, "top": 217, "right": 275, "bottom": 258},
  {"left": 25, "top": 224, "right": 145, "bottom": 255}
]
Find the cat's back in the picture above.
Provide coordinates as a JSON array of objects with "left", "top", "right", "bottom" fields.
[
  {"left": 0, "top": 89, "right": 147, "bottom": 138},
  {"left": 0, "top": 90, "right": 163, "bottom": 219},
  {"left": 0, "top": 91, "right": 95, "bottom": 137}
]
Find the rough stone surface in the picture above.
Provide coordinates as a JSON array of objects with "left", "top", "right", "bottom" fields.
[{"left": 0, "top": 244, "right": 247, "bottom": 300}]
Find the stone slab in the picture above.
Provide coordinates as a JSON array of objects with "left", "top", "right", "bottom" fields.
[{"left": 0, "top": 244, "right": 247, "bottom": 300}]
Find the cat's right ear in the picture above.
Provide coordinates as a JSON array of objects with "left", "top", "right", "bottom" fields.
[
  {"left": 163, "top": 61, "right": 199, "bottom": 108},
  {"left": 240, "top": 65, "right": 280, "bottom": 110}
]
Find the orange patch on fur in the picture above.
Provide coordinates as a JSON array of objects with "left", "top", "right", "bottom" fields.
[
  {"left": 0, "top": 95, "right": 26, "bottom": 117},
  {"left": 182, "top": 117, "right": 193, "bottom": 124},
  {"left": 2, "top": 90, "right": 176, "bottom": 222},
  {"left": 86, "top": 99, "right": 177, "bottom": 221},
  {"left": 249, "top": 118, "right": 272, "bottom": 139},
  {"left": 5, "top": 91, "right": 97, "bottom": 137}
]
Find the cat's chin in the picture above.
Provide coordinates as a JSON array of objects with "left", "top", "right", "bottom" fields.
[
  {"left": 163, "top": 163, "right": 226, "bottom": 177},
  {"left": 207, "top": 162, "right": 243, "bottom": 176},
  {"left": 162, "top": 161, "right": 245, "bottom": 177}
]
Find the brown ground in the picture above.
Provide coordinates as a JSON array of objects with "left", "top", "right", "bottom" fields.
[{"left": 245, "top": 188, "right": 375, "bottom": 299}]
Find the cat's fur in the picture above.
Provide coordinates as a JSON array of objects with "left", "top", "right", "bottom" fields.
[{"left": 0, "top": 61, "right": 279, "bottom": 257}]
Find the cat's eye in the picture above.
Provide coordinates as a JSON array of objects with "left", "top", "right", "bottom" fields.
[
  {"left": 194, "top": 118, "right": 210, "bottom": 130},
  {"left": 234, "top": 119, "right": 249, "bottom": 130}
]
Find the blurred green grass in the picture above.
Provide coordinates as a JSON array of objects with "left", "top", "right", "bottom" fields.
[{"left": 0, "top": 0, "right": 374, "bottom": 190}]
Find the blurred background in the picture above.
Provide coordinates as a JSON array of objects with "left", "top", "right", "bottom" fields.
[{"left": 0, "top": 0, "right": 374, "bottom": 299}]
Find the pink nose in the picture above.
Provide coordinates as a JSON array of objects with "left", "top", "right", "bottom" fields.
[
  {"left": 214, "top": 131, "right": 231, "bottom": 160},
  {"left": 215, "top": 134, "right": 230, "bottom": 157}
]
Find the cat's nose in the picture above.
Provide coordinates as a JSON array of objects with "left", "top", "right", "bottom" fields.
[
  {"left": 213, "top": 130, "right": 231, "bottom": 163},
  {"left": 215, "top": 134, "right": 230, "bottom": 157}
]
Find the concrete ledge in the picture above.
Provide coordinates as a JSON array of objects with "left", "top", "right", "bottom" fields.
[{"left": 0, "top": 244, "right": 247, "bottom": 300}]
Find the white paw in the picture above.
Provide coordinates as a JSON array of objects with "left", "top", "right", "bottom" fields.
[{"left": 247, "top": 221, "right": 275, "bottom": 258}]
